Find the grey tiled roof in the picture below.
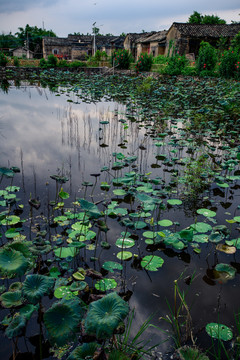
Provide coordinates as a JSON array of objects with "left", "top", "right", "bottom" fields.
[
  {"left": 136, "top": 30, "right": 167, "bottom": 43},
  {"left": 169, "top": 22, "right": 240, "bottom": 38}
]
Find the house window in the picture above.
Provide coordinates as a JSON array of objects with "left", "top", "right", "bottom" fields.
[{"left": 53, "top": 49, "right": 59, "bottom": 55}]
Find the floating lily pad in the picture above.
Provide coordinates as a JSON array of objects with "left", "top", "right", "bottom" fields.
[
  {"left": 116, "top": 251, "right": 132, "bottom": 261},
  {"left": 197, "top": 208, "right": 216, "bottom": 218},
  {"left": 113, "top": 189, "right": 127, "bottom": 196},
  {"left": 22, "top": 274, "right": 55, "bottom": 303},
  {"left": 191, "top": 222, "right": 212, "bottom": 233},
  {"left": 95, "top": 278, "right": 117, "bottom": 291},
  {"left": 5, "top": 315, "right": 26, "bottom": 338},
  {"left": 216, "top": 244, "right": 236, "bottom": 254},
  {"left": 54, "top": 247, "right": 79, "bottom": 258},
  {"left": 0, "top": 290, "right": 23, "bottom": 308},
  {"left": 102, "top": 261, "right": 123, "bottom": 273},
  {"left": 141, "top": 255, "right": 164, "bottom": 271},
  {"left": 115, "top": 238, "right": 135, "bottom": 249},
  {"left": 68, "top": 343, "right": 98, "bottom": 360},
  {"left": 158, "top": 219, "right": 173, "bottom": 227},
  {"left": 0, "top": 248, "right": 29, "bottom": 278},
  {"left": 214, "top": 263, "right": 236, "bottom": 280},
  {"left": 206, "top": 323, "right": 233, "bottom": 341},
  {"left": 1, "top": 215, "right": 20, "bottom": 226},
  {"left": 54, "top": 286, "right": 78, "bottom": 299},
  {"left": 72, "top": 268, "right": 86, "bottom": 281},
  {"left": 167, "top": 199, "right": 182, "bottom": 206}
]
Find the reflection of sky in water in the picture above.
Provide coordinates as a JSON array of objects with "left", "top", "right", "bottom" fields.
[{"left": 1, "top": 85, "right": 240, "bottom": 356}]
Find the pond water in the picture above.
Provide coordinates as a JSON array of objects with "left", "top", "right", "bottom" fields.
[{"left": 0, "top": 79, "right": 240, "bottom": 360}]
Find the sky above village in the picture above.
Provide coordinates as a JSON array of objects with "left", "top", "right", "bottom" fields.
[{"left": 0, "top": 0, "right": 240, "bottom": 37}]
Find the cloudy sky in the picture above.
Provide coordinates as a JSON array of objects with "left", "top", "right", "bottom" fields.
[{"left": 0, "top": 0, "right": 240, "bottom": 37}]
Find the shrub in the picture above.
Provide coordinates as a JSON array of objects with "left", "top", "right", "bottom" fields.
[
  {"left": 13, "top": 57, "right": 20, "bottom": 67},
  {"left": 197, "top": 41, "right": 217, "bottom": 74},
  {"left": 181, "top": 65, "right": 197, "bottom": 76},
  {"left": 94, "top": 50, "right": 108, "bottom": 61},
  {"left": 112, "top": 49, "right": 132, "bottom": 70},
  {"left": 0, "top": 52, "right": 8, "bottom": 66},
  {"left": 153, "top": 55, "right": 169, "bottom": 64},
  {"left": 219, "top": 49, "right": 240, "bottom": 79},
  {"left": 162, "top": 54, "right": 188, "bottom": 75},
  {"left": 47, "top": 54, "right": 58, "bottom": 67},
  {"left": 135, "top": 53, "right": 153, "bottom": 72},
  {"left": 39, "top": 58, "right": 47, "bottom": 68},
  {"left": 57, "top": 59, "right": 68, "bottom": 68},
  {"left": 69, "top": 60, "right": 87, "bottom": 68}
]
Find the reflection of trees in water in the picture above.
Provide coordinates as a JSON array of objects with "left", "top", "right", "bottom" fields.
[{"left": 0, "top": 79, "right": 10, "bottom": 93}]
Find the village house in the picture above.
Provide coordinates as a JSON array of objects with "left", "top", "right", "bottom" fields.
[
  {"left": 12, "top": 47, "right": 34, "bottom": 59},
  {"left": 42, "top": 34, "right": 124, "bottom": 60},
  {"left": 124, "top": 32, "right": 155, "bottom": 60},
  {"left": 135, "top": 30, "right": 167, "bottom": 59},
  {"left": 165, "top": 22, "right": 240, "bottom": 59}
]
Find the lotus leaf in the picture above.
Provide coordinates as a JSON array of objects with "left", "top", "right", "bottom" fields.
[
  {"left": 233, "top": 216, "right": 240, "bottom": 223},
  {"left": 0, "top": 290, "right": 23, "bottom": 308},
  {"left": 102, "top": 261, "right": 123, "bottom": 273},
  {"left": 177, "top": 346, "right": 209, "bottom": 360},
  {"left": 115, "top": 238, "right": 135, "bottom": 249},
  {"left": 44, "top": 297, "right": 85, "bottom": 346},
  {"left": 116, "top": 251, "right": 132, "bottom": 261},
  {"left": 72, "top": 268, "right": 86, "bottom": 281},
  {"left": 167, "top": 199, "right": 182, "bottom": 206},
  {"left": 158, "top": 219, "right": 173, "bottom": 227},
  {"left": 22, "top": 274, "right": 55, "bottom": 303},
  {"left": 214, "top": 263, "right": 236, "bottom": 280},
  {"left": 1, "top": 215, "right": 20, "bottom": 225},
  {"left": 197, "top": 208, "right": 216, "bottom": 218},
  {"left": 54, "top": 247, "right": 79, "bottom": 258},
  {"left": 113, "top": 189, "right": 127, "bottom": 196},
  {"left": 225, "top": 238, "right": 240, "bottom": 249},
  {"left": 69, "top": 281, "right": 87, "bottom": 291},
  {"left": 191, "top": 222, "right": 212, "bottom": 233},
  {"left": 9, "top": 282, "right": 22, "bottom": 291},
  {"left": 59, "top": 188, "right": 69, "bottom": 199},
  {"left": 67, "top": 342, "right": 98, "bottom": 360},
  {"left": 95, "top": 278, "right": 117, "bottom": 291},
  {"left": 5, "top": 228, "right": 20, "bottom": 239},
  {"left": 79, "top": 199, "right": 102, "bottom": 219},
  {"left": 216, "top": 244, "right": 236, "bottom": 254},
  {"left": 206, "top": 323, "right": 233, "bottom": 341},
  {"left": 54, "top": 286, "right": 78, "bottom": 299},
  {"left": 5, "top": 315, "right": 26, "bottom": 338},
  {"left": 84, "top": 292, "right": 129, "bottom": 339},
  {"left": 0, "top": 248, "right": 29, "bottom": 278},
  {"left": 19, "top": 304, "right": 39, "bottom": 320},
  {"left": 141, "top": 255, "right": 164, "bottom": 271}
]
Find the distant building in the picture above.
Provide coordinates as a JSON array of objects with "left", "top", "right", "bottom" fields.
[
  {"left": 135, "top": 31, "right": 167, "bottom": 58},
  {"left": 42, "top": 34, "right": 124, "bottom": 60},
  {"left": 12, "top": 47, "right": 34, "bottom": 59},
  {"left": 165, "top": 22, "right": 240, "bottom": 58}
]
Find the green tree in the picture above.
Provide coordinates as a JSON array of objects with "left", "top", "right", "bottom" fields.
[
  {"left": 188, "top": 11, "right": 226, "bottom": 24},
  {"left": 188, "top": 11, "right": 203, "bottom": 24},
  {"left": 0, "top": 33, "right": 20, "bottom": 54},
  {"left": 15, "top": 24, "right": 56, "bottom": 58}
]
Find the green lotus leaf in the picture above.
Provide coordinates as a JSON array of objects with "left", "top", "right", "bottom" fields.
[
  {"left": 54, "top": 247, "right": 79, "bottom": 258},
  {"left": 177, "top": 346, "right": 209, "bottom": 360},
  {"left": 0, "top": 290, "right": 23, "bottom": 308},
  {"left": 143, "top": 231, "right": 157, "bottom": 239},
  {"left": 5, "top": 186, "right": 20, "bottom": 192},
  {"left": 54, "top": 286, "right": 78, "bottom": 299},
  {"left": 0, "top": 167, "right": 14, "bottom": 178},
  {"left": 5, "top": 228, "right": 20, "bottom": 239},
  {"left": 79, "top": 199, "right": 102, "bottom": 219},
  {"left": 67, "top": 342, "right": 98, "bottom": 360},
  {"left": 113, "top": 189, "right": 127, "bottom": 196},
  {"left": 69, "top": 281, "right": 88, "bottom": 291},
  {"left": 225, "top": 238, "right": 240, "bottom": 249},
  {"left": 197, "top": 208, "right": 216, "bottom": 218},
  {"left": 72, "top": 268, "right": 86, "bottom": 281},
  {"left": 5, "top": 315, "right": 26, "bottom": 339},
  {"left": 44, "top": 298, "right": 85, "bottom": 346},
  {"left": 141, "top": 255, "right": 164, "bottom": 271},
  {"left": 95, "top": 278, "right": 117, "bottom": 291},
  {"left": 116, "top": 251, "right": 132, "bottom": 261},
  {"left": 233, "top": 216, "right": 240, "bottom": 223},
  {"left": 7, "top": 240, "right": 33, "bottom": 259},
  {"left": 59, "top": 189, "right": 69, "bottom": 200},
  {"left": 193, "top": 234, "right": 208, "bottom": 243},
  {"left": 190, "top": 222, "right": 212, "bottom": 233},
  {"left": 167, "top": 199, "right": 182, "bottom": 206},
  {"left": 49, "top": 266, "right": 61, "bottom": 278},
  {"left": 115, "top": 238, "right": 135, "bottom": 249},
  {"left": 9, "top": 282, "right": 22, "bottom": 292},
  {"left": 22, "top": 274, "right": 55, "bottom": 303},
  {"left": 0, "top": 248, "right": 29, "bottom": 278},
  {"left": 19, "top": 304, "right": 39, "bottom": 320},
  {"left": 134, "top": 221, "right": 147, "bottom": 230},
  {"left": 158, "top": 219, "right": 173, "bottom": 227},
  {"left": 102, "top": 261, "right": 123, "bottom": 273},
  {"left": 206, "top": 323, "right": 233, "bottom": 341},
  {"left": 1, "top": 215, "right": 20, "bottom": 226},
  {"left": 84, "top": 292, "right": 129, "bottom": 339},
  {"left": 214, "top": 263, "right": 236, "bottom": 280}
]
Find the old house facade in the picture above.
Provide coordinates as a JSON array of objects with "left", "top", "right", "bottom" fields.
[
  {"left": 135, "top": 31, "right": 167, "bottom": 58},
  {"left": 42, "top": 34, "right": 124, "bottom": 60},
  {"left": 165, "top": 22, "right": 240, "bottom": 58}
]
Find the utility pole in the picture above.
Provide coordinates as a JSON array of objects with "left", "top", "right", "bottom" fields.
[{"left": 93, "top": 22, "right": 96, "bottom": 56}]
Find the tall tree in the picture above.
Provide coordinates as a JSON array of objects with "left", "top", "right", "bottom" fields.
[
  {"left": 15, "top": 24, "right": 56, "bottom": 58},
  {"left": 0, "top": 33, "right": 20, "bottom": 54},
  {"left": 188, "top": 11, "right": 226, "bottom": 24}
]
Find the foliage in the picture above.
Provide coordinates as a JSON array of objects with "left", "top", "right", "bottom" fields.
[
  {"left": 153, "top": 55, "right": 169, "bottom": 64},
  {"left": 84, "top": 292, "right": 129, "bottom": 339},
  {"left": 135, "top": 53, "right": 153, "bottom": 72},
  {"left": 93, "top": 50, "right": 108, "bottom": 61},
  {"left": 112, "top": 49, "right": 133, "bottom": 69},
  {"left": 188, "top": 11, "right": 226, "bottom": 24},
  {"left": 0, "top": 52, "right": 8, "bottom": 66},
  {"left": 162, "top": 54, "right": 188, "bottom": 75},
  {"left": 231, "top": 31, "right": 240, "bottom": 51},
  {"left": 40, "top": 54, "right": 58, "bottom": 68},
  {"left": 15, "top": 24, "right": 56, "bottom": 57},
  {"left": 219, "top": 49, "right": 240, "bottom": 79},
  {"left": 13, "top": 56, "right": 20, "bottom": 67},
  {"left": 197, "top": 41, "right": 217, "bottom": 75},
  {"left": 68, "top": 60, "right": 87, "bottom": 68},
  {"left": 0, "top": 33, "right": 20, "bottom": 55}
]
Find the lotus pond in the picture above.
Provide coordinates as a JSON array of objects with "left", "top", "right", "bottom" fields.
[{"left": 0, "top": 72, "right": 240, "bottom": 360}]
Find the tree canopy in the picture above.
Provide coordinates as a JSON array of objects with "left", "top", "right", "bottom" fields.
[{"left": 188, "top": 11, "right": 226, "bottom": 24}]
